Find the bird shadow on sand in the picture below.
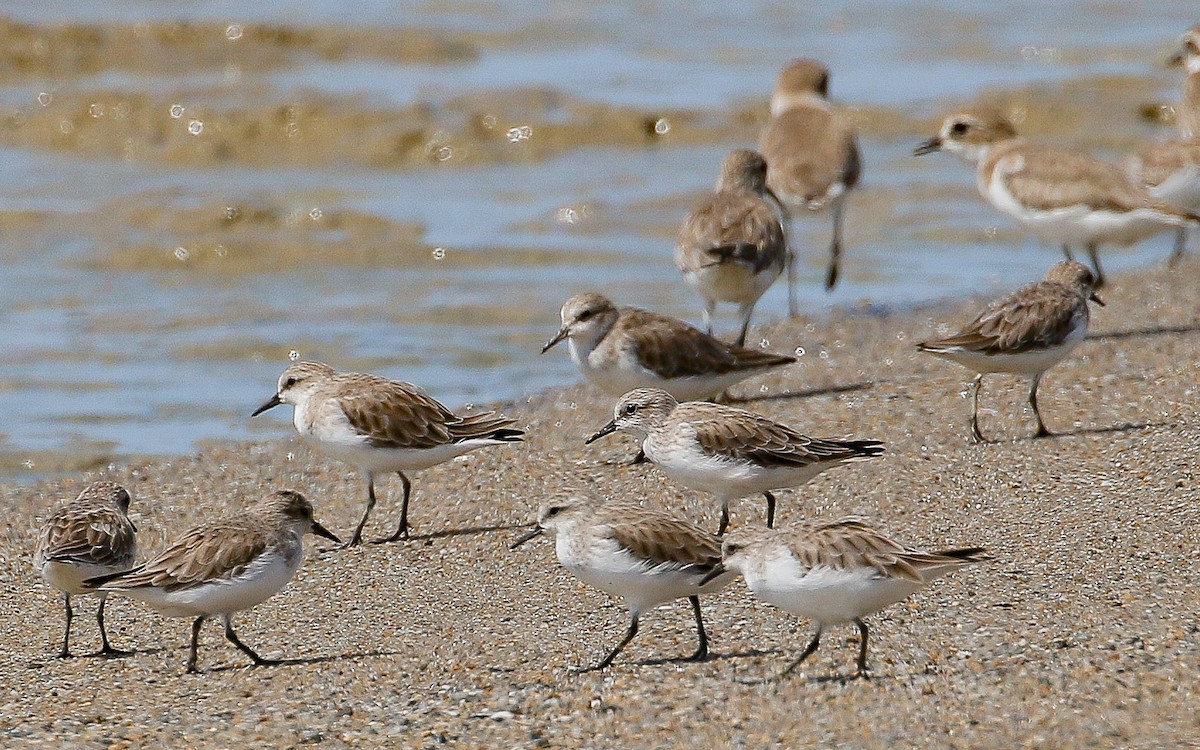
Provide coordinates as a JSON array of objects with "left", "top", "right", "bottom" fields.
[
  {"left": 728, "top": 381, "right": 874, "bottom": 405},
  {"left": 30, "top": 646, "right": 166, "bottom": 667},
  {"left": 635, "top": 647, "right": 784, "bottom": 668},
  {"left": 1003, "top": 420, "right": 1165, "bottom": 444},
  {"left": 1088, "top": 323, "right": 1200, "bottom": 342},
  {"left": 206, "top": 648, "right": 404, "bottom": 674}
]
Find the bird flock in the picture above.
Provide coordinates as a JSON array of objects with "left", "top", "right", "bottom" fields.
[{"left": 32, "top": 26, "right": 1200, "bottom": 679}]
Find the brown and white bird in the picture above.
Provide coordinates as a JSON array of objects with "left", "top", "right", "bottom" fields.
[
  {"left": 1169, "top": 24, "right": 1200, "bottom": 140},
  {"left": 253, "top": 361, "right": 524, "bottom": 546},
  {"left": 587, "top": 388, "right": 883, "bottom": 535},
  {"left": 511, "top": 495, "right": 735, "bottom": 671},
  {"left": 917, "top": 260, "right": 1104, "bottom": 442},
  {"left": 699, "top": 520, "right": 986, "bottom": 680},
  {"left": 34, "top": 481, "right": 138, "bottom": 658},
  {"left": 675, "top": 149, "right": 788, "bottom": 346},
  {"left": 542, "top": 292, "right": 795, "bottom": 402},
  {"left": 86, "top": 490, "right": 340, "bottom": 673},
  {"left": 760, "top": 58, "right": 862, "bottom": 296},
  {"left": 916, "top": 106, "right": 1200, "bottom": 286},
  {"left": 1123, "top": 26, "right": 1200, "bottom": 263}
]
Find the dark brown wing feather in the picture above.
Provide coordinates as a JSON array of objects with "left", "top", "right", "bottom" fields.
[
  {"left": 38, "top": 505, "right": 136, "bottom": 570},
  {"left": 689, "top": 404, "right": 883, "bottom": 468},
  {"left": 919, "top": 280, "right": 1084, "bottom": 354},
  {"left": 677, "top": 192, "right": 785, "bottom": 273},
  {"left": 335, "top": 376, "right": 521, "bottom": 449},
  {"left": 602, "top": 505, "right": 722, "bottom": 572},
  {"left": 95, "top": 518, "right": 269, "bottom": 592},
  {"left": 790, "top": 519, "right": 980, "bottom": 583},
  {"left": 620, "top": 308, "right": 794, "bottom": 379}
]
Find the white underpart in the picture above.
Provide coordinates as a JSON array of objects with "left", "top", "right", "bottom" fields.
[
  {"left": 39, "top": 560, "right": 123, "bottom": 596},
  {"left": 985, "top": 153, "right": 1187, "bottom": 247},
  {"left": 556, "top": 532, "right": 733, "bottom": 617},
  {"left": 292, "top": 393, "right": 504, "bottom": 472},
  {"left": 644, "top": 424, "right": 845, "bottom": 503},
  {"left": 570, "top": 336, "right": 768, "bottom": 402},
  {"left": 738, "top": 547, "right": 942, "bottom": 625},
  {"left": 1145, "top": 164, "right": 1200, "bottom": 211},
  {"left": 113, "top": 546, "right": 301, "bottom": 619},
  {"left": 682, "top": 260, "right": 778, "bottom": 308},
  {"left": 923, "top": 310, "right": 1087, "bottom": 376}
]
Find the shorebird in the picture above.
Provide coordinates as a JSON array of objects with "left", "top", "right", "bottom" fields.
[
  {"left": 917, "top": 260, "right": 1103, "bottom": 442},
  {"left": 86, "top": 490, "right": 340, "bottom": 673},
  {"left": 33, "top": 481, "right": 138, "bottom": 658},
  {"left": 1169, "top": 24, "right": 1200, "bottom": 139},
  {"left": 586, "top": 388, "right": 883, "bottom": 534},
  {"left": 760, "top": 58, "right": 862, "bottom": 296},
  {"left": 674, "top": 149, "right": 788, "bottom": 345},
  {"left": 511, "top": 495, "right": 735, "bottom": 671},
  {"left": 1123, "top": 26, "right": 1200, "bottom": 263},
  {"left": 542, "top": 292, "right": 795, "bottom": 402},
  {"left": 253, "top": 361, "right": 524, "bottom": 546},
  {"left": 915, "top": 106, "right": 1200, "bottom": 286},
  {"left": 699, "top": 519, "right": 986, "bottom": 680}
]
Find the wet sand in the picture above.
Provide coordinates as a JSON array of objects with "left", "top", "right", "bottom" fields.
[{"left": 2, "top": 258, "right": 1198, "bottom": 748}]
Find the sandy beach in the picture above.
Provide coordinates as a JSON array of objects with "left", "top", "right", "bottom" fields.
[{"left": 3, "top": 256, "right": 1198, "bottom": 748}]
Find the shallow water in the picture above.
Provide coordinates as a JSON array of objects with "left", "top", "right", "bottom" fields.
[{"left": 0, "top": 2, "right": 1194, "bottom": 478}]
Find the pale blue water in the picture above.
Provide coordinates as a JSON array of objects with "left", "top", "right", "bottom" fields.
[{"left": 0, "top": 1, "right": 1194, "bottom": 477}]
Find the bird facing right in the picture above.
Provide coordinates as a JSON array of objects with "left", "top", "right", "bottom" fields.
[
  {"left": 699, "top": 520, "right": 986, "bottom": 681},
  {"left": 85, "top": 489, "right": 340, "bottom": 673},
  {"left": 918, "top": 260, "right": 1104, "bottom": 442}
]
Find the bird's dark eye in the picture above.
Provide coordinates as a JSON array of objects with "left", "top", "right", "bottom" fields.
[
  {"left": 950, "top": 121, "right": 968, "bottom": 135},
  {"left": 577, "top": 309, "right": 594, "bottom": 321},
  {"left": 622, "top": 403, "right": 637, "bottom": 416},
  {"left": 284, "top": 377, "right": 297, "bottom": 387},
  {"left": 725, "top": 544, "right": 741, "bottom": 555},
  {"left": 546, "top": 506, "right": 563, "bottom": 517}
]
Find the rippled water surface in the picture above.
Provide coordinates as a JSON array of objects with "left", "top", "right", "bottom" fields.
[{"left": 0, "top": 1, "right": 1194, "bottom": 477}]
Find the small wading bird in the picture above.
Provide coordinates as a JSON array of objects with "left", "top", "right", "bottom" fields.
[
  {"left": 253, "top": 361, "right": 524, "bottom": 546},
  {"left": 511, "top": 496, "right": 736, "bottom": 671}
]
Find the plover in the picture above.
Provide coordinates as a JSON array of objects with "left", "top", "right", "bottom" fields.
[
  {"left": 586, "top": 388, "right": 883, "bottom": 534},
  {"left": 85, "top": 490, "right": 340, "bottom": 673},
  {"left": 699, "top": 519, "right": 986, "bottom": 680},
  {"left": 511, "top": 495, "right": 735, "bottom": 671},
  {"left": 1124, "top": 139, "right": 1200, "bottom": 263},
  {"left": 253, "top": 361, "right": 524, "bottom": 546},
  {"left": 33, "top": 481, "right": 138, "bottom": 658},
  {"left": 1123, "top": 26, "right": 1200, "bottom": 263},
  {"left": 760, "top": 58, "right": 862, "bottom": 295},
  {"left": 674, "top": 149, "right": 787, "bottom": 345},
  {"left": 1168, "top": 24, "right": 1200, "bottom": 139},
  {"left": 915, "top": 106, "right": 1200, "bottom": 286},
  {"left": 917, "top": 260, "right": 1103, "bottom": 442},
  {"left": 542, "top": 292, "right": 795, "bottom": 402}
]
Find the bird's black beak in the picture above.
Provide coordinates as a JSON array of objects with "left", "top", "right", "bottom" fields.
[
  {"left": 913, "top": 137, "right": 942, "bottom": 156},
  {"left": 585, "top": 420, "right": 618, "bottom": 444},
  {"left": 697, "top": 563, "right": 726, "bottom": 586},
  {"left": 311, "top": 520, "right": 342, "bottom": 544},
  {"left": 1090, "top": 291, "right": 1105, "bottom": 307},
  {"left": 510, "top": 526, "right": 543, "bottom": 550},
  {"left": 541, "top": 327, "right": 569, "bottom": 354},
  {"left": 251, "top": 393, "right": 282, "bottom": 417}
]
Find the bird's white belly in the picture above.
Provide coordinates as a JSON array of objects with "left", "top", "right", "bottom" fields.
[
  {"left": 931, "top": 322, "right": 1084, "bottom": 376},
  {"left": 41, "top": 560, "right": 123, "bottom": 596},
  {"left": 986, "top": 173, "right": 1181, "bottom": 247},
  {"left": 647, "top": 437, "right": 827, "bottom": 498},
  {"left": 747, "top": 558, "right": 922, "bottom": 625},
  {"left": 120, "top": 551, "right": 300, "bottom": 618},
  {"left": 685, "top": 263, "right": 778, "bottom": 306}
]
